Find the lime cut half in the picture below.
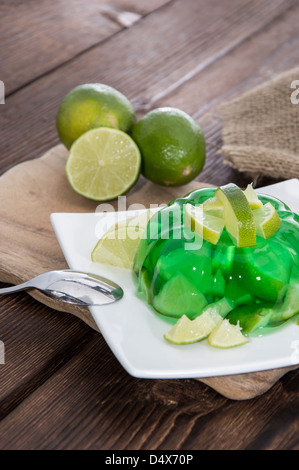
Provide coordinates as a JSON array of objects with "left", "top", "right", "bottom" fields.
[
  {"left": 208, "top": 319, "right": 248, "bottom": 348},
  {"left": 91, "top": 225, "right": 144, "bottom": 269},
  {"left": 243, "top": 183, "right": 263, "bottom": 209},
  {"left": 253, "top": 202, "right": 281, "bottom": 239},
  {"left": 214, "top": 183, "right": 256, "bottom": 247},
  {"left": 66, "top": 127, "right": 141, "bottom": 201},
  {"left": 185, "top": 203, "right": 224, "bottom": 245}
]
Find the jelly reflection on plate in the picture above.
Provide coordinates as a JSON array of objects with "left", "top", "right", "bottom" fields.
[{"left": 133, "top": 187, "right": 299, "bottom": 339}]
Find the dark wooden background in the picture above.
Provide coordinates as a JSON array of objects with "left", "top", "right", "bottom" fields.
[{"left": 0, "top": 0, "right": 299, "bottom": 450}]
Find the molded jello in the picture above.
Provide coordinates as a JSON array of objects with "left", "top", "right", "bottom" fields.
[{"left": 133, "top": 186, "right": 299, "bottom": 335}]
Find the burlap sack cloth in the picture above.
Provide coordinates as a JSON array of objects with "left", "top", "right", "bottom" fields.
[{"left": 219, "top": 67, "right": 299, "bottom": 181}]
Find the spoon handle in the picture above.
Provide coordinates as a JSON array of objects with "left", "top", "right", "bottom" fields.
[{"left": 0, "top": 282, "right": 32, "bottom": 295}]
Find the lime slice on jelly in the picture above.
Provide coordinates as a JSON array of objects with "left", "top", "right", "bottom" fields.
[
  {"left": 202, "top": 196, "right": 224, "bottom": 217},
  {"left": 91, "top": 225, "right": 144, "bottom": 269},
  {"left": 253, "top": 202, "right": 281, "bottom": 239},
  {"left": 208, "top": 319, "right": 248, "bottom": 348},
  {"left": 185, "top": 203, "right": 224, "bottom": 245},
  {"left": 214, "top": 183, "right": 256, "bottom": 248},
  {"left": 243, "top": 183, "right": 263, "bottom": 209}
]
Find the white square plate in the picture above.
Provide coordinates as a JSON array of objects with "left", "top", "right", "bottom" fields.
[{"left": 51, "top": 179, "right": 299, "bottom": 378}]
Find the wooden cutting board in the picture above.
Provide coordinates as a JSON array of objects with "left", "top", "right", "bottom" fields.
[{"left": 0, "top": 144, "right": 296, "bottom": 400}]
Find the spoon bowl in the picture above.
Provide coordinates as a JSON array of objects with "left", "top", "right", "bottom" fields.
[{"left": 0, "top": 270, "right": 124, "bottom": 306}]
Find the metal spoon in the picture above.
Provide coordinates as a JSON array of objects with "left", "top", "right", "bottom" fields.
[{"left": 0, "top": 270, "right": 123, "bottom": 306}]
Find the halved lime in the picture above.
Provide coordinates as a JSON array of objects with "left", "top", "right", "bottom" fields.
[
  {"left": 252, "top": 202, "right": 281, "bottom": 239},
  {"left": 66, "top": 127, "right": 141, "bottom": 201},
  {"left": 91, "top": 225, "right": 144, "bottom": 269},
  {"left": 214, "top": 183, "right": 256, "bottom": 247},
  {"left": 185, "top": 203, "right": 224, "bottom": 245},
  {"left": 208, "top": 319, "right": 248, "bottom": 348},
  {"left": 243, "top": 183, "right": 263, "bottom": 209}
]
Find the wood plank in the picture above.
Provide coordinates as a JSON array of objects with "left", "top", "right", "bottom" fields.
[
  {"left": 0, "top": 289, "right": 91, "bottom": 420},
  {"left": 0, "top": 0, "right": 295, "bottom": 178},
  {"left": 152, "top": 1, "right": 299, "bottom": 187},
  {"left": 0, "top": 0, "right": 171, "bottom": 95},
  {"left": 0, "top": 330, "right": 298, "bottom": 449},
  {"left": 0, "top": 332, "right": 227, "bottom": 450}
]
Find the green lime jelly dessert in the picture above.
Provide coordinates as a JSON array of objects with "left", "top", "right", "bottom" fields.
[{"left": 133, "top": 187, "right": 299, "bottom": 335}]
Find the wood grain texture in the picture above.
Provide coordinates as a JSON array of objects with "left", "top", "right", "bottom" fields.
[
  {"left": 153, "top": 1, "right": 299, "bottom": 186},
  {"left": 0, "top": 331, "right": 298, "bottom": 450},
  {"left": 0, "top": 0, "right": 295, "bottom": 177},
  {"left": 0, "top": 0, "right": 171, "bottom": 95}
]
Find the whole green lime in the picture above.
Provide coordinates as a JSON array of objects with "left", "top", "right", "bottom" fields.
[
  {"left": 132, "top": 107, "right": 206, "bottom": 186},
  {"left": 56, "top": 83, "right": 136, "bottom": 149}
]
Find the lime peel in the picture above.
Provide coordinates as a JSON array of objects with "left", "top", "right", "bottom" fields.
[{"left": 214, "top": 183, "right": 256, "bottom": 248}]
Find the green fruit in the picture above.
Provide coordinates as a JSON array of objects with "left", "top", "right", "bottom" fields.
[
  {"left": 214, "top": 183, "right": 256, "bottom": 248},
  {"left": 185, "top": 203, "right": 224, "bottom": 245},
  {"left": 65, "top": 127, "right": 141, "bottom": 201},
  {"left": 153, "top": 275, "right": 208, "bottom": 319},
  {"left": 132, "top": 107, "right": 206, "bottom": 186},
  {"left": 57, "top": 83, "right": 136, "bottom": 149},
  {"left": 208, "top": 319, "right": 248, "bottom": 348}
]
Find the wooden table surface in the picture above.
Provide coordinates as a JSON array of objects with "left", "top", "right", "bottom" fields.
[{"left": 1, "top": 0, "right": 299, "bottom": 450}]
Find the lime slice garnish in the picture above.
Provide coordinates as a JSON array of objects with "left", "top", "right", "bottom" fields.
[
  {"left": 243, "top": 183, "right": 263, "bottom": 209},
  {"left": 163, "top": 298, "right": 234, "bottom": 344},
  {"left": 65, "top": 127, "right": 141, "bottom": 201},
  {"left": 115, "top": 210, "right": 153, "bottom": 229},
  {"left": 214, "top": 183, "right": 256, "bottom": 247},
  {"left": 252, "top": 202, "right": 281, "bottom": 239},
  {"left": 208, "top": 319, "right": 248, "bottom": 348},
  {"left": 202, "top": 196, "right": 224, "bottom": 217},
  {"left": 185, "top": 203, "right": 224, "bottom": 245},
  {"left": 164, "top": 310, "right": 222, "bottom": 345},
  {"left": 91, "top": 225, "right": 144, "bottom": 269}
]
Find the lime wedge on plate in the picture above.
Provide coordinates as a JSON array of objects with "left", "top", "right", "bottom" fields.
[
  {"left": 185, "top": 203, "right": 224, "bottom": 245},
  {"left": 91, "top": 225, "right": 144, "bottom": 269},
  {"left": 66, "top": 127, "right": 141, "bottom": 201},
  {"left": 214, "top": 183, "right": 256, "bottom": 247},
  {"left": 163, "top": 298, "right": 234, "bottom": 344},
  {"left": 164, "top": 310, "right": 222, "bottom": 345},
  {"left": 253, "top": 202, "right": 281, "bottom": 239},
  {"left": 208, "top": 319, "right": 248, "bottom": 348},
  {"left": 243, "top": 183, "right": 263, "bottom": 209}
]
